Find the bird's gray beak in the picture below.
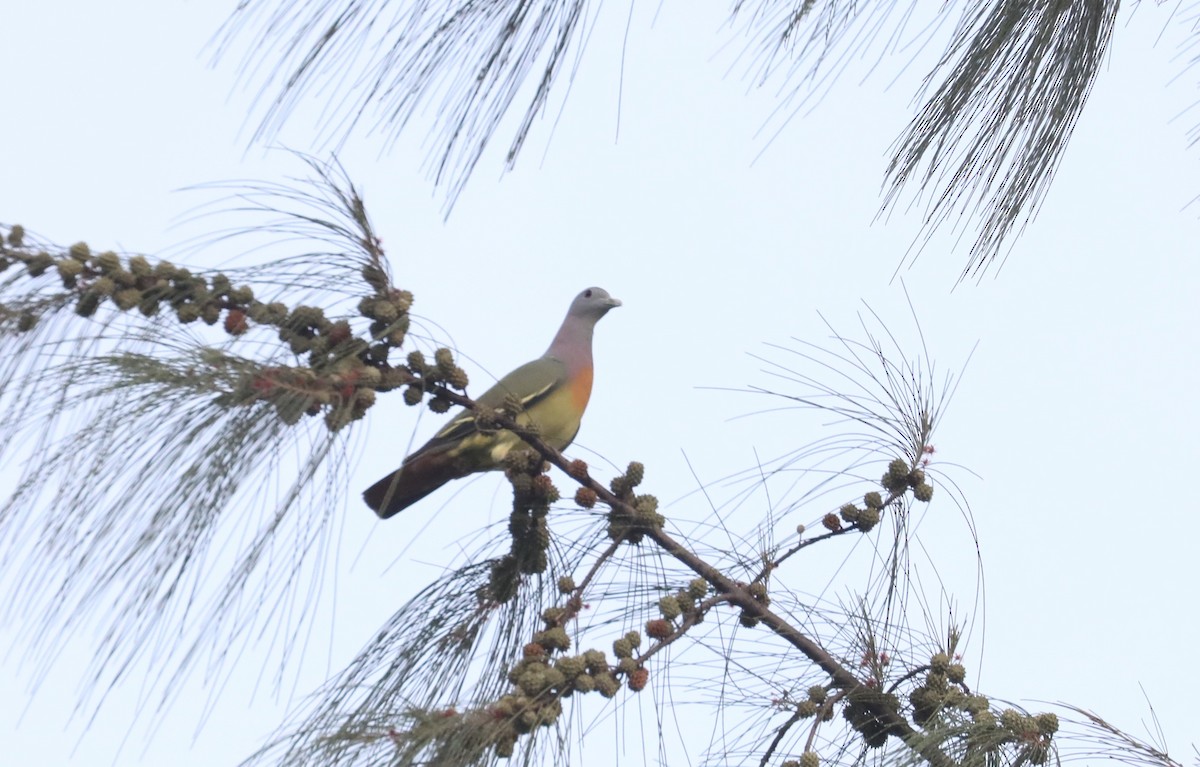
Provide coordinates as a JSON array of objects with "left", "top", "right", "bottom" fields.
[{"left": 607, "top": 297, "right": 622, "bottom": 308}]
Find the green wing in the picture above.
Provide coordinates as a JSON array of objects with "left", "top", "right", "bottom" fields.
[{"left": 405, "top": 357, "right": 567, "bottom": 463}]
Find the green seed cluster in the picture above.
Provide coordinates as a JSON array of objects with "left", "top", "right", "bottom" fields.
[
  {"left": 881, "top": 458, "right": 934, "bottom": 501},
  {"left": 660, "top": 576, "right": 705, "bottom": 623},
  {"left": 488, "top": 452, "right": 558, "bottom": 603},
  {"left": 611, "top": 631, "right": 641, "bottom": 660},
  {"left": 220, "top": 364, "right": 373, "bottom": 430},
  {"left": 658, "top": 595, "right": 682, "bottom": 621},
  {"left": 781, "top": 750, "right": 821, "bottom": 767},
  {"left": 6, "top": 237, "right": 269, "bottom": 324},
  {"left": 492, "top": 626, "right": 656, "bottom": 758},
  {"left": 9, "top": 232, "right": 487, "bottom": 440},
  {"left": 842, "top": 686, "right": 903, "bottom": 749},
  {"left": 357, "top": 287, "right": 412, "bottom": 343},
  {"left": 0, "top": 230, "right": 444, "bottom": 434},
  {"left": 910, "top": 655, "right": 969, "bottom": 726},
  {"left": 795, "top": 683, "right": 833, "bottom": 721},
  {"left": 397, "top": 346, "right": 470, "bottom": 413},
  {"left": 904, "top": 650, "right": 1055, "bottom": 763},
  {"left": 956, "top": 706, "right": 1058, "bottom": 767},
  {"left": 1033, "top": 713, "right": 1059, "bottom": 737},
  {"left": 650, "top": 577, "right": 707, "bottom": 635},
  {"left": 531, "top": 626, "right": 570, "bottom": 652},
  {"left": 632, "top": 494, "right": 662, "bottom": 528},
  {"left": 609, "top": 461, "right": 644, "bottom": 499},
  {"left": 486, "top": 689, "right": 563, "bottom": 757},
  {"left": 737, "top": 580, "right": 771, "bottom": 629},
  {"left": 912, "top": 481, "right": 934, "bottom": 502},
  {"left": 606, "top": 462, "right": 662, "bottom": 542},
  {"left": 830, "top": 458, "right": 936, "bottom": 535},
  {"left": 747, "top": 581, "right": 769, "bottom": 606}
]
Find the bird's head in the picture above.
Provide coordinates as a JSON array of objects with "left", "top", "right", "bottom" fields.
[{"left": 569, "top": 287, "right": 622, "bottom": 322}]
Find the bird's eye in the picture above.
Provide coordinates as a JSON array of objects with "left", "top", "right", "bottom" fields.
[{"left": 584, "top": 289, "right": 593, "bottom": 298}]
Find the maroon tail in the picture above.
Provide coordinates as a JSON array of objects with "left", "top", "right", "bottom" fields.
[{"left": 363, "top": 451, "right": 464, "bottom": 519}]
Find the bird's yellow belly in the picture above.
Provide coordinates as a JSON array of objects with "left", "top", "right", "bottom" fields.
[{"left": 520, "top": 382, "right": 584, "bottom": 450}]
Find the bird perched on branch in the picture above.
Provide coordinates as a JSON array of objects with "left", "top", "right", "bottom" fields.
[{"left": 364, "top": 287, "right": 621, "bottom": 518}]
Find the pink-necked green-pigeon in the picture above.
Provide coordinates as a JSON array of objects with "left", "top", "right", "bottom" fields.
[{"left": 364, "top": 287, "right": 621, "bottom": 518}]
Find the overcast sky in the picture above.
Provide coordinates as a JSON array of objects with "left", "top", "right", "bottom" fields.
[{"left": 2, "top": 2, "right": 1198, "bottom": 765}]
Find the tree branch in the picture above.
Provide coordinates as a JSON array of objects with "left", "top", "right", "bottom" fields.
[{"left": 425, "top": 381, "right": 957, "bottom": 767}]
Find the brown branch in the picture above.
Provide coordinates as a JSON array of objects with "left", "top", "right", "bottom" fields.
[
  {"left": 422, "top": 382, "right": 956, "bottom": 767},
  {"left": 554, "top": 537, "right": 621, "bottom": 627},
  {"left": 760, "top": 705, "right": 805, "bottom": 767}
]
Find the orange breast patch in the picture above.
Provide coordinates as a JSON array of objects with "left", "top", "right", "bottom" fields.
[{"left": 569, "top": 365, "right": 594, "bottom": 411}]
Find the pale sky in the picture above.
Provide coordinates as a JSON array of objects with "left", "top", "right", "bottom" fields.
[{"left": 1, "top": 2, "right": 1197, "bottom": 765}]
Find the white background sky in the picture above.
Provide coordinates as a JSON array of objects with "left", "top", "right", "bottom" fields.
[{"left": 1, "top": 2, "right": 1198, "bottom": 765}]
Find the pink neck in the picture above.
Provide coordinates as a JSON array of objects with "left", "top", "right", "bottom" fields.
[{"left": 546, "top": 313, "right": 595, "bottom": 372}]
